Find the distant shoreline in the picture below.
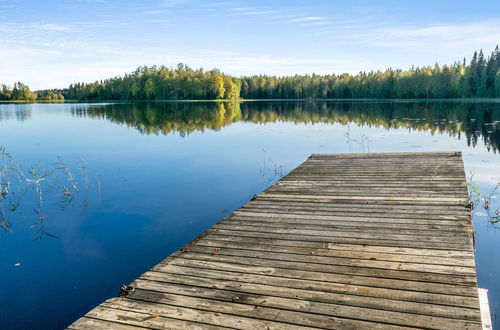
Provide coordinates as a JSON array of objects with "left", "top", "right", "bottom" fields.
[{"left": 2, "top": 98, "right": 500, "bottom": 104}]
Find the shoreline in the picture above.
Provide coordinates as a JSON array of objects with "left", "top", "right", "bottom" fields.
[{"left": 2, "top": 97, "right": 500, "bottom": 104}]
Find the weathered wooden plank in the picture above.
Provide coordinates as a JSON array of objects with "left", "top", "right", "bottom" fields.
[
  {"left": 148, "top": 265, "right": 478, "bottom": 309},
  {"left": 238, "top": 207, "right": 471, "bottom": 220},
  {"left": 164, "top": 258, "right": 476, "bottom": 296},
  {"left": 126, "top": 286, "right": 422, "bottom": 329},
  {"left": 275, "top": 178, "right": 466, "bottom": 183},
  {"left": 101, "top": 296, "right": 328, "bottom": 330},
  {"left": 83, "top": 306, "right": 234, "bottom": 329},
  {"left": 224, "top": 217, "right": 471, "bottom": 235},
  {"left": 291, "top": 161, "right": 464, "bottom": 168},
  {"left": 69, "top": 152, "right": 481, "bottom": 330},
  {"left": 201, "top": 234, "right": 474, "bottom": 258},
  {"left": 176, "top": 245, "right": 476, "bottom": 276},
  {"left": 280, "top": 174, "right": 464, "bottom": 184},
  {"left": 226, "top": 214, "right": 470, "bottom": 231},
  {"left": 242, "top": 201, "right": 469, "bottom": 214},
  {"left": 195, "top": 238, "right": 475, "bottom": 266},
  {"left": 212, "top": 223, "right": 470, "bottom": 245},
  {"left": 264, "top": 189, "right": 468, "bottom": 198},
  {"left": 276, "top": 187, "right": 468, "bottom": 195},
  {"left": 139, "top": 272, "right": 480, "bottom": 322},
  {"left": 228, "top": 216, "right": 469, "bottom": 233},
  {"left": 309, "top": 151, "right": 461, "bottom": 157},
  {"left": 273, "top": 184, "right": 468, "bottom": 192},
  {"left": 267, "top": 187, "right": 468, "bottom": 195},
  {"left": 258, "top": 193, "right": 469, "bottom": 203},
  {"left": 175, "top": 251, "right": 478, "bottom": 285},
  {"left": 129, "top": 282, "right": 480, "bottom": 329},
  {"left": 68, "top": 317, "right": 150, "bottom": 330},
  {"left": 234, "top": 207, "right": 469, "bottom": 220},
  {"left": 209, "top": 228, "right": 472, "bottom": 250},
  {"left": 236, "top": 209, "right": 471, "bottom": 222},
  {"left": 289, "top": 169, "right": 466, "bottom": 175},
  {"left": 255, "top": 196, "right": 471, "bottom": 207}
]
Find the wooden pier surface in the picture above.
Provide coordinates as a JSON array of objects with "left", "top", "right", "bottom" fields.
[{"left": 69, "top": 152, "right": 482, "bottom": 329}]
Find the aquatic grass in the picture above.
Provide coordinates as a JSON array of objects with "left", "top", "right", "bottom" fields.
[
  {"left": 467, "top": 171, "right": 500, "bottom": 225},
  {"left": 0, "top": 146, "right": 98, "bottom": 240},
  {"left": 344, "top": 126, "right": 371, "bottom": 153},
  {"left": 260, "top": 149, "right": 285, "bottom": 183}
]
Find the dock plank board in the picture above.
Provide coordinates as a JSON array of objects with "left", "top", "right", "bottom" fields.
[{"left": 68, "top": 152, "right": 482, "bottom": 329}]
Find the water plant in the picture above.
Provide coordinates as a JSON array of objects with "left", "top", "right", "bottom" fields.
[
  {"left": 0, "top": 146, "right": 98, "bottom": 240},
  {"left": 260, "top": 149, "right": 285, "bottom": 183},
  {"left": 467, "top": 171, "right": 500, "bottom": 225}
]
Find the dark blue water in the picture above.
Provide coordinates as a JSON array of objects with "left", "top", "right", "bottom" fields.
[{"left": 0, "top": 101, "right": 499, "bottom": 329}]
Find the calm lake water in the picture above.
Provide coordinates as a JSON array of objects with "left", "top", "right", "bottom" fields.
[{"left": 0, "top": 100, "right": 499, "bottom": 329}]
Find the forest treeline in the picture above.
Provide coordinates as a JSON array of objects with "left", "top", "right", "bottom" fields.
[
  {"left": 0, "top": 82, "right": 64, "bottom": 101},
  {"left": 65, "top": 64, "right": 241, "bottom": 101},
  {"left": 242, "top": 47, "right": 500, "bottom": 99},
  {"left": 1, "top": 46, "right": 499, "bottom": 101}
]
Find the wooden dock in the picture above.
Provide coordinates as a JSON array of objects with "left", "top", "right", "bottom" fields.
[{"left": 69, "top": 152, "right": 483, "bottom": 329}]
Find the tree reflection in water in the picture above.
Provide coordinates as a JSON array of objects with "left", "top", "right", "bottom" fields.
[{"left": 70, "top": 101, "right": 500, "bottom": 153}]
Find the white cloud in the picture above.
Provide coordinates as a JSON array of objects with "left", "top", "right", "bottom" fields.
[
  {"left": 236, "top": 10, "right": 279, "bottom": 16},
  {"left": 300, "top": 21, "right": 332, "bottom": 27},
  {"left": 231, "top": 7, "right": 253, "bottom": 11},
  {"left": 160, "top": 0, "right": 194, "bottom": 8},
  {"left": 288, "top": 16, "right": 327, "bottom": 23},
  {"left": 78, "top": 0, "right": 110, "bottom": 3},
  {"left": 143, "top": 10, "right": 167, "bottom": 15},
  {"left": 200, "top": 1, "right": 235, "bottom": 7},
  {"left": 359, "top": 20, "right": 500, "bottom": 51},
  {"left": 38, "top": 24, "right": 75, "bottom": 32}
]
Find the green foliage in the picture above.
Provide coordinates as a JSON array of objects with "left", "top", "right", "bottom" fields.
[
  {"left": 241, "top": 46, "right": 500, "bottom": 99},
  {"left": 0, "top": 82, "right": 37, "bottom": 101},
  {"left": 0, "top": 83, "right": 63, "bottom": 101},
  {"left": 36, "top": 89, "right": 65, "bottom": 101},
  {"left": 224, "top": 77, "right": 241, "bottom": 100},
  {"left": 65, "top": 65, "right": 240, "bottom": 101},
  {"left": 213, "top": 74, "right": 226, "bottom": 99}
]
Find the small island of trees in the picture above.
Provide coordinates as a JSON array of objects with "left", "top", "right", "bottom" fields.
[{"left": 0, "top": 82, "right": 64, "bottom": 101}]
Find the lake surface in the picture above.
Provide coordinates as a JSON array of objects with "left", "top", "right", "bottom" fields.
[{"left": 0, "top": 100, "right": 499, "bottom": 329}]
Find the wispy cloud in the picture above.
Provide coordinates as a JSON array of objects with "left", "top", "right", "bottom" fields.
[
  {"left": 0, "top": 22, "right": 124, "bottom": 54},
  {"left": 361, "top": 20, "right": 500, "bottom": 51},
  {"left": 201, "top": 1, "right": 235, "bottom": 7},
  {"left": 285, "top": 16, "right": 334, "bottom": 27},
  {"left": 230, "top": 7, "right": 254, "bottom": 11},
  {"left": 78, "top": 0, "right": 110, "bottom": 3},
  {"left": 160, "top": 0, "right": 194, "bottom": 8},
  {"left": 143, "top": 10, "right": 167, "bottom": 15},
  {"left": 300, "top": 21, "right": 332, "bottom": 27},
  {"left": 288, "top": 16, "right": 327, "bottom": 23},
  {"left": 38, "top": 24, "right": 75, "bottom": 32},
  {"left": 236, "top": 10, "right": 280, "bottom": 16}
]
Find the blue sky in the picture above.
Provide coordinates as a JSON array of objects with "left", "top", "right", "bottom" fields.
[{"left": 1, "top": 0, "right": 500, "bottom": 89}]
